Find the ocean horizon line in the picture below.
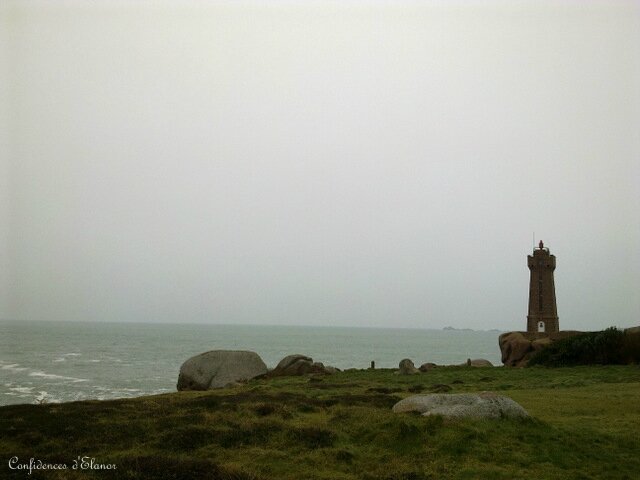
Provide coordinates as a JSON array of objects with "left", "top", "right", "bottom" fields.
[{"left": 0, "top": 318, "right": 507, "bottom": 333}]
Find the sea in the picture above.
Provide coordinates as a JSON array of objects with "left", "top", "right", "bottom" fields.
[{"left": 0, "top": 320, "right": 503, "bottom": 406}]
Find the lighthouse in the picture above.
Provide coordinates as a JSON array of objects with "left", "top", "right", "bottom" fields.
[{"left": 527, "top": 240, "right": 559, "bottom": 333}]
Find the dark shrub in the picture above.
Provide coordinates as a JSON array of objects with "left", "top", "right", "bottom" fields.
[
  {"left": 116, "top": 455, "right": 257, "bottom": 480},
  {"left": 290, "top": 426, "right": 336, "bottom": 448},
  {"left": 621, "top": 331, "right": 640, "bottom": 364},
  {"left": 397, "top": 421, "right": 421, "bottom": 440},
  {"left": 335, "top": 449, "right": 354, "bottom": 463},
  {"left": 297, "top": 403, "right": 319, "bottom": 413},
  {"left": 158, "top": 425, "right": 214, "bottom": 451},
  {"left": 423, "top": 414, "right": 444, "bottom": 434},
  {"left": 367, "top": 387, "right": 403, "bottom": 394},
  {"left": 429, "top": 384, "right": 451, "bottom": 393},
  {"left": 528, "top": 327, "right": 640, "bottom": 367},
  {"left": 217, "top": 422, "right": 280, "bottom": 448},
  {"left": 322, "top": 394, "right": 400, "bottom": 408},
  {"left": 253, "top": 403, "right": 276, "bottom": 416},
  {"left": 384, "top": 473, "right": 430, "bottom": 480},
  {"left": 253, "top": 403, "right": 292, "bottom": 419}
]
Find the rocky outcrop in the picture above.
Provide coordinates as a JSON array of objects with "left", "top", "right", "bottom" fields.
[
  {"left": 531, "top": 337, "right": 552, "bottom": 352},
  {"left": 500, "top": 332, "right": 533, "bottom": 367},
  {"left": 177, "top": 350, "right": 268, "bottom": 391},
  {"left": 395, "top": 358, "right": 420, "bottom": 375},
  {"left": 392, "top": 392, "right": 529, "bottom": 419},
  {"left": 430, "top": 384, "right": 452, "bottom": 393},
  {"left": 499, "top": 331, "right": 585, "bottom": 367},
  {"left": 419, "top": 362, "right": 437, "bottom": 372},
  {"left": 270, "top": 354, "right": 337, "bottom": 376},
  {"left": 460, "top": 358, "right": 494, "bottom": 367},
  {"left": 421, "top": 359, "right": 493, "bottom": 369},
  {"left": 272, "top": 354, "right": 314, "bottom": 376}
]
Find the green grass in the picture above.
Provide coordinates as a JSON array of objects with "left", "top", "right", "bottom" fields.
[{"left": 1, "top": 366, "right": 640, "bottom": 479}]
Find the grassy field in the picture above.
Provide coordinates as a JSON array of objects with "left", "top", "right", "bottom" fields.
[{"left": 1, "top": 365, "right": 639, "bottom": 480}]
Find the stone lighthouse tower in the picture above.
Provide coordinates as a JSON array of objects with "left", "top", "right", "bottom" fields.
[{"left": 527, "top": 240, "right": 559, "bottom": 333}]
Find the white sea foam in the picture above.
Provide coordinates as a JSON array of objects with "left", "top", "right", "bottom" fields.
[
  {"left": 53, "top": 353, "right": 81, "bottom": 362},
  {"left": 34, "top": 391, "right": 62, "bottom": 404},
  {"left": 0, "top": 363, "right": 29, "bottom": 373},
  {"left": 10, "top": 386, "right": 34, "bottom": 394},
  {"left": 103, "top": 356, "right": 122, "bottom": 363},
  {"left": 28, "top": 371, "right": 88, "bottom": 383}
]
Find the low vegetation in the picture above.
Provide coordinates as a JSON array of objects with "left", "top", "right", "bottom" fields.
[
  {"left": 1, "top": 365, "right": 640, "bottom": 479},
  {"left": 528, "top": 327, "right": 640, "bottom": 367}
]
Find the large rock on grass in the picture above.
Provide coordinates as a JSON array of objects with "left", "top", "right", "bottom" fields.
[
  {"left": 459, "top": 358, "right": 494, "bottom": 367},
  {"left": 177, "top": 350, "right": 267, "bottom": 391},
  {"left": 396, "top": 358, "right": 420, "bottom": 375},
  {"left": 469, "top": 358, "right": 493, "bottom": 367},
  {"left": 419, "top": 362, "right": 437, "bottom": 372},
  {"left": 270, "top": 354, "right": 337, "bottom": 376},
  {"left": 392, "top": 392, "right": 529, "bottom": 419},
  {"left": 500, "top": 332, "right": 533, "bottom": 367}
]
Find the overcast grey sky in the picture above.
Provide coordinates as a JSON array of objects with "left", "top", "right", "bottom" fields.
[{"left": 1, "top": 1, "right": 639, "bottom": 330}]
